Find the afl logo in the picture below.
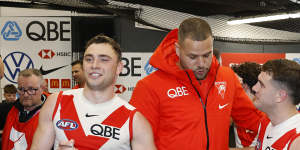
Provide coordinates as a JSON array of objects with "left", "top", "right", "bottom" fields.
[
  {"left": 3, "top": 52, "right": 34, "bottom": 83},
  {"left": 56, "top": 119, "right": 79, "bottom": 130}
]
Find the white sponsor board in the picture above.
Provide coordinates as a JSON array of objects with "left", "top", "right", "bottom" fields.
[
  {"left": 0, "top": 17, "right": 72, "bottom": 95},
  {"left": 116, "top": 52, "right": 155, "bottom": 101},
  {"left": 286, "top": 53, "right": 300, "bottom": 64}
]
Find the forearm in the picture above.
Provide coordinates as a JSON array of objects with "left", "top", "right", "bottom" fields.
[{"left": 30, "top": 125, "right": 55, "bottom": 150}]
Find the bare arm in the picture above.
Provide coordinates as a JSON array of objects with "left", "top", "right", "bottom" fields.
[
  {"left": 289, "top": 136, "right": 300, "bottom": 150},
  {"left": 30, "top": 93, "right": 59, "bottom": 150},
  {"left": 131, "top": 112, "right": 157, "bottom": 150}
]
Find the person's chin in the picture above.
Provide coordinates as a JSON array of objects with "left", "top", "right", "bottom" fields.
[{"left": 195, "top": 73, "right": 206, "bottom": 80}]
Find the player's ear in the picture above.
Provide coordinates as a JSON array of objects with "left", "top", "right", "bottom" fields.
[
  {"left": 175, "top": 42, "right": 180, "bottom": 57},
  {"left": 276, "top": 89, "right": 288, "bottom": 103},
  {"left": 116, "top": 61, "right": 123, "bottom": 76}
]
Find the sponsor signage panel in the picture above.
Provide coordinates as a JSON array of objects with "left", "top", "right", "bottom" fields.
[
  {"left": 286, "top": 53, "right": 300, "bottom": 64},
  {"left": 0, "top": 17, "right": 72, "bottom": 93},
  {"left": 221, "top": 53, "right": 285, "bottom": 66},
  {"left": 116, "top": 52, "right": 155, "bottom": 101}
]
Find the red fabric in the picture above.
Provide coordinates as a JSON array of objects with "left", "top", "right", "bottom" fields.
[
  {"left": 52, "top": 91, "right": 63, "bottom": 120},
  {"left": 72, "top": 85, "right": 80, "bottom": 89},
  {"left": 72, "top": 84, "right": 84, "bottom": 89},
  {"left": 255, "top": 116, "right": 270, "bottom": 150},
  {"left": 42, "top": 91, "right": 50, "bottom": 97},
  {"left": 56, "top": 93, "right": 134, "bottom": 149},
  {"left": 236, "top": 110, "right": 266, "bottom": 146},
  {"left": 130, "top": 29, "right": 261, "bottom": 150},
  {"left": 2, "top": 106, "right": 40, "bottom": 150}
]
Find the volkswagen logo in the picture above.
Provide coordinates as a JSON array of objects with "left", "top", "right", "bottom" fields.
[{"left": 3, "top": 52, "right": 34, "bottom": 83}]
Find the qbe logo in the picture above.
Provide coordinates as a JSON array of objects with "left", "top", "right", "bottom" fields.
[
  {"left": 1, "top": 21, "right": 22, "bottom": 41},
  {"left": 3, "top": 52, "right": 34, "bottom": 83}
]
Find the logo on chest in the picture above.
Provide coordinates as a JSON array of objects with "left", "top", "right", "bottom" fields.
[
  {"left": 167, "top": 86, "right": 189, "bottom": 99},
  {"left": 90, "top": 124, "right": 121, "bottom": 140},
  {"left": 56, "top": 119, "right": 79, "bottom": 130},
  {"left": 215, "top": 81, "right": 227, "bottom": 99}
]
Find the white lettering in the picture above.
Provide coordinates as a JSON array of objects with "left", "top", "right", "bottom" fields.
[{"left": 167, "top": 86, "right": 189, "bottom": 98}]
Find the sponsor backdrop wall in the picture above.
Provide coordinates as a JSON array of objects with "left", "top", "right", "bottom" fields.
[
  {"left": 116, "top": 52, "right": 155, "bottom": 101},
  {"left": 116, "top": 52, "right": 300, "bottom": 101},
  {"left": 1, "top": 16, "right": 300, "bottom": 102},
  {"left": 0, "top": 17, "right": 72, "bottom": 99}
]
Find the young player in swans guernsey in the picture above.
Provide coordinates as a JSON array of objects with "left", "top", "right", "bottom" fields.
[
  {"left": 231, "top": 59, "right": 300, "bottom": 150},
  {"left": 30, "top": 34, "right": 156, "bottom": 150}
]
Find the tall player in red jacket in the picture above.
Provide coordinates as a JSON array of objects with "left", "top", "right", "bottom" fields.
[{"left": 130, "top": 18, "right": 262, "bottom": 150}]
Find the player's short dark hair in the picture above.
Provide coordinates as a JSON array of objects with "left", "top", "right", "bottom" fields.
[
  {"left": 85, "top": 34, "right": 122, "bottom": 61},
  {"left": 262, "top": 59, "right": 300, "bottom": 105}
]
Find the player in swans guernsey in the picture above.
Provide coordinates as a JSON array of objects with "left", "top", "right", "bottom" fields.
[
  {"left": 52, "top": 88, "right": 136, "bottom": 150},
  {"left": 255, "top": 114, "right": 300, "bottom": 150}
]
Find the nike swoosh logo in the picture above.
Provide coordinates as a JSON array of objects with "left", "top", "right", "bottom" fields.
[
  {"left": 85, "top": 113, "right": 99, "bottom": 117},
  {"left": 39, "top": 65, "right": 68, "bottom": 75},
  {"left": 218, "top": 103, "right": 229, "bottom": 109},
  {"left": 266, "top": 136, "right": 272, "bottom": 139}
]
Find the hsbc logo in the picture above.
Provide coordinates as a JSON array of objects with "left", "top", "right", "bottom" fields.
[
  {"left": 38, "top": 49, "right": 55, "bottom": 59},
  {"left": 38, "top": 49, "right": 71, "bottom": 59},
  {"left": 114, "top": 84, "right": 126, "bottom": 94}
]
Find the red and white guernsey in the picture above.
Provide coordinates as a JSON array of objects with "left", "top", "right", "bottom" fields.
[
  {"left": 52, "top": 89, "right": 136, "bottom": 150},
  {"left": 256, "top": 114, "right": 300, "bottom": 150}
]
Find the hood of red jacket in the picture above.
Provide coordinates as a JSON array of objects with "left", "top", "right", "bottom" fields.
[{"left": 149, "top": 29, "right": 219, "bottom": 84}]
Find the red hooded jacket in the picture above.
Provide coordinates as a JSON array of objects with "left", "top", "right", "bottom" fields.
[{"left": 130, "top": 29, "right": 261, "bottom": 150}]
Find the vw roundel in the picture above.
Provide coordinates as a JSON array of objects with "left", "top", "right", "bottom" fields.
[{"left": 56, "top": 119, "right": 79, "bottom": 130}]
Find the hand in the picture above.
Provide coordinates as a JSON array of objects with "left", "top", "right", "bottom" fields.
[{"left": 57, "top": 139, "right": 78, "bottom": 150}]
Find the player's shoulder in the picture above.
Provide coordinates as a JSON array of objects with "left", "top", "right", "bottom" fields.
[{"left": 113, "top": 96, "right": 135, "bottom": 111}]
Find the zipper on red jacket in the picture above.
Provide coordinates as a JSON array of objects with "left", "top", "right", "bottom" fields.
[{"left": 185, "top": 64, "right": 220, "bottom": 150}]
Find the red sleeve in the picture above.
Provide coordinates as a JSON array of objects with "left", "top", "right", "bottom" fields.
[
  {"left": 231, "top": 74, "right": 263, "bottom": 147},
  {"left": 129, "top": 80, "right": 160, "bottom": 136}
]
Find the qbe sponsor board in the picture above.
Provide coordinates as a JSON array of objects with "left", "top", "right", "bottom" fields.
[
  {"left": 0, "top": 17, "right": 72, "bottom": 93},
  {"left": 116, "top": 52, "right": 156, "bottom": 101}
]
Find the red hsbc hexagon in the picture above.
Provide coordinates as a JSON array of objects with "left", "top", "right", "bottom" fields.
[
  {"left": 38, "top": 49, "right": 55, "bottom": 59},
  {"left": 114, "top": 84, "right": 127, "bottom": 94}
]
